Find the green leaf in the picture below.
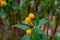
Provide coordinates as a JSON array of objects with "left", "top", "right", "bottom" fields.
[
  {"left": 0, "top": 10, "right": 6, "bottom": 17},
  {"left": 34, "top": 27, "right": 46, "bottom": 40},
  {"left": 8, "top": 1, "right": 14, "bottom": 6},
  {"left": 37, "top": 18, "right": 48, "bottom": 27},
  {"left": 34, "top": 27, "right": 43, "bottom": 34},
  {"left": 13, "top": 24, "right": 29, "bottom": 31},
  {"left": 32, "top": 30, "right": 42, "bottom": 40},
  {"left": 31, "top": 31, "right": 38, "bottom": 40},
  {"left": 21, "top": 34, "right": 31, "bottom": 40},
  {"left": 36, "top": 15, "right": 39, "bottom": 27},
  {"left": 32, "top": 27, "right": 46, "bottom": 40},
  {"left": 22, "top": 21, "right": 26, "bottom": 24},
  {"left": 42, "top": 34, "right": 47, "bottom": 40}
]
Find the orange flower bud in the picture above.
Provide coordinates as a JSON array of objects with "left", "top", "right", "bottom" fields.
[
  {"left": 26, "top": 29, "right": 32, "bottom": 34},
  {"left": 29, "top": 13, "right": 35, "bottom": 19},
  {"left": 25, "top": 17, "right": 31, "bottom": 24},
  {"left": 1, "top": 1, "right": 7, "bottom": 6}
]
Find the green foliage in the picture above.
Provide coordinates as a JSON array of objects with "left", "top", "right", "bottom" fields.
[
  {"left": 54, "top": 34, "right": 60, "bottom": 40},
  {"left": 36, "top": 15, "right": 39, "bottom": 26},
  {"left": 21, "top": 34, "right": 31, "bottom": 40},
  {"left": 34, "top": 27, "right": 43, "bottom": 34},
  {"left": 37, "top": 18, "right": 48, "bottom": 27},
  {"left": 33, "top": 27, "right": 46, "bottom": 40},
  {"left": 0, "top": 0, "right": 60, "bottom": 40},
  {"left": 13, "top": 18, "right": 48, "bottom": 40},
  {"left": 13, "top": 24, "right": 29, "bottom": 31}
]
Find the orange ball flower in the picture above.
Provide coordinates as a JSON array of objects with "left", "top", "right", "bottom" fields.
[
  {"left": 25, "top": 17, "right": 31, "bottom": 24},
  {"left": 29, "top": 13, "right": 35, "bottom": 19},
  {"left": 26, "top": 29, "right": 32, "bottom": 34},
  {"left": 1, "top": 1, "right": 7, "bottom": 6},
  {"left": 0, "top": 0, "right": 2, "bottom": 1},
  {"left": 0, "top": 0, "right": 2, "bottom": 3}
]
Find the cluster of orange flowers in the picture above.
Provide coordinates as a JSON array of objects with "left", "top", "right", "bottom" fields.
[
  {"left": 0, "top": 0, "right": 7, "bottom": 6},
  {"left": 25, "top": 13, "right": 35, "bottom": 24},
  {"left": 25, "top": 13, "right": 35, "bottom": 34}
]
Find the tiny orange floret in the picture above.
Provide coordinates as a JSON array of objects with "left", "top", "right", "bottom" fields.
[
  {"left": 29, "top": 13, "right": 35, "bottom": 19},
  {"left": 25, "top": 17, "right": 31, "bottom": 24},
  {"left": 26, "top": 29, "right": 32, "bottom": 34},
  {"left": 1, "top": 1, "right": 7, "bottom": 6}
]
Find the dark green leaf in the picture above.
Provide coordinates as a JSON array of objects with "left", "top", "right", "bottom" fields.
[
  {"left": 31, "top": 31, "right": 38, "bottom": 40},
  {"left": 13, "top": 24, "right": 29, "bottom": 31},
  {"left": 34, "top": 27, "right": 43, "bottom": 34},
  {"left": 22, "top": 21, "right": 26, "bottom": 25},
  {"left": 36, "top": 15, "right": 39, "bottom": 26},
  {"left": 32, "top": 27, "right": 46, "bottom": 40},
  {"left": 21, "top": 34, "right": 31, "bottom": 40},
  {"left": 34, "top": 27, "right": 46, "bottom": 40},
  {"left": 42, "top": 33, "right": 47, "bottom": 40},
  {"left": 8, "top": 1, "right": 14, "bottom": 6},
  {"left": 37, "top": 18, "right": 48, "bottom": 27}
]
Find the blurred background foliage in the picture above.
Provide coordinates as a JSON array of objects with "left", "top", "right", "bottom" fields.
[{"left": 0, "top": 0, "right": 60, "bottom": 40}]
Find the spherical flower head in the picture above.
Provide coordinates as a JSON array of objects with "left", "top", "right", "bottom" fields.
[
  {"left": 0, "top": 0, "right": 2, "bottom": 1},
  {"left": 25, "top": 17, "right": 31, "bottom": 24},
  {"left": 26, "top": 29, "right": 32, "bottom": 34},
  {"left": 0, "top": 0, "right": 2, "bottom": 3},
  {"left": 1, "top": 1, "right": 7, "bottom": 6},
  {"left": 0, "top": 0, "right": 3, "bottom": 1},
  {"left": 29, "top": 13, "right": 35, "bottom": 19}
]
